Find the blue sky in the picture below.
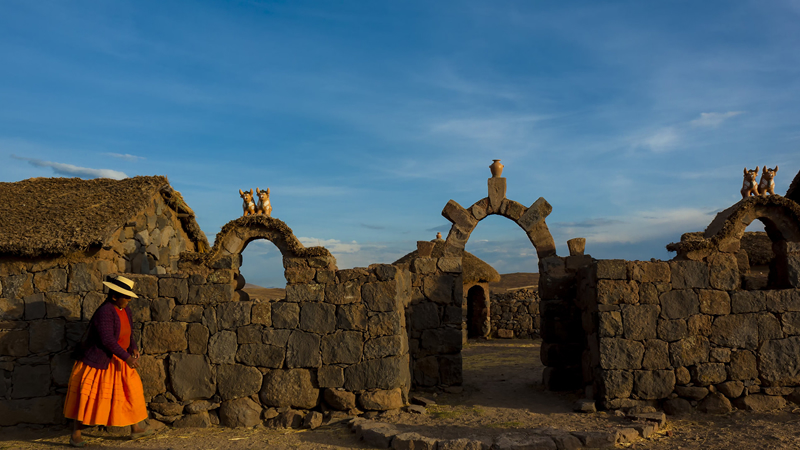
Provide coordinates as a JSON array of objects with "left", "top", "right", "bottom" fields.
[{"left": 2, "top": 1, "right": 799, "bottom": 287}]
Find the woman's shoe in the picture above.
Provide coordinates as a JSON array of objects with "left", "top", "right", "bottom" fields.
[
  {"left": 69, "top": 436, "right": 87, "bottom": 447},
  {"left": 129, "top": 429, "right": 154, "bottom": 440}
]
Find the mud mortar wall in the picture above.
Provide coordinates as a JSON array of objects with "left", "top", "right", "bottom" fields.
[
  {"left": 579, "top": 257, "right": 800, "bottom": 410},
  {"left": 0, "top": 254, "right": 412, "bottom": 427}
]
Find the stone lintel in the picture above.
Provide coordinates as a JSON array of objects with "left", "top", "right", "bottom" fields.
[{"left": 487, "top": 178, "right": 507, "bottom": 213}]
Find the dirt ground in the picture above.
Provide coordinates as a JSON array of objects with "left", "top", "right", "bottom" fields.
[{"left": 3, "top": 340, "right": 800, "bottom": 449}]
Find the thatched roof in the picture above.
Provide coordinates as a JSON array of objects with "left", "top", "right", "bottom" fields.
[
  {"left": 0, "top": 176, "right": 209, "bottom": 257},
  {"left": 394, "top": 239, "right": 501, "bottom": 284}
]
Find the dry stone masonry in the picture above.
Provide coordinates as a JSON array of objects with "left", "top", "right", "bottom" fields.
[{"left": 490, "top": 288, "right": 540, "bottom": 339}]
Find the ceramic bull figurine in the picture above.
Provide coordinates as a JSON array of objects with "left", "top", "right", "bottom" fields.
[
  {"left": 741, "top": 167, "right": 760, "bottom": 198},
  {"left": 256, "top": 187, "right": 272, "bottom": 216},
  {"left": 239, "top": 188, "right": 256, "bottom": 216},
  {"left": 759, "top": 165, "right": 779, "bottom": 197}
]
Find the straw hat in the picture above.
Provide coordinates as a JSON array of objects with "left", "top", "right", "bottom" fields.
[{"left": 102, "top": 275, "right": 138, "bottom": 298}]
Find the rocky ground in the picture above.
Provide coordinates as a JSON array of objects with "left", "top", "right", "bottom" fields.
[{"left": 2, "top": 340, "right": 800, "bottom": 449}]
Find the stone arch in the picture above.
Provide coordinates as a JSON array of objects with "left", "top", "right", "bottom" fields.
[
  {"left": 206, "top": 215, "right": 334, "bottom": 267},
  {"left": 440, "top": 177, "right": 557, "bottom": 262}
]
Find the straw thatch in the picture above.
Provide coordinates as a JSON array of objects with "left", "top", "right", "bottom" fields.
[
  {"left": 0, "top": 176, "right": 209, "bottom": 257},
  {"left": 394, "top": 240, "right": 501, "bottom": 284}
]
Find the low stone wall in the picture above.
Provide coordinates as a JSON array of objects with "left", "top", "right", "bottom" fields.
[
  {"left": 580, "top": 257, "right": 800, "bottom": 411},
  {"left": 0, "top": 254, "right": 412, "bottom": 427},
  {"left": 489, "top": 289, "right": 540, "bottom": 339}
]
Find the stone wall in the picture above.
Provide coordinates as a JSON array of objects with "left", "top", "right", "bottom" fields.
[
  {"left": 580, "top": 257, "right": 800, "bottom": 411},
  {"left": 0, "top": 251, "right": 412, "bottom": 427},
  {"left": 489, "top": 288, "right": 540, "bottom": 339}
]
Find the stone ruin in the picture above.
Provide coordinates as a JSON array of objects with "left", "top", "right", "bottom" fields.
[{"left": 1, "top": 168, "right": 800, "bottom": 428}]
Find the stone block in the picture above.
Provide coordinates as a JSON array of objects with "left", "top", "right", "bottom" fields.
[
  {"left": 708, "top": 253, "right": 739, "bottom": 290},
  {"left": 691, "top": 363, "right": 727, "bottom": 386},
  {"left": 158, "top": 277, "right": 188, "bottom": 303},
  {"left": 660, "top": 290, "right": 699, "bottom": 319},
  {"left": 173, "top": 412, "right": 212, "bottom": 428},
  {"left": 409, "top": 302, "right": 439, "bottom": 330},
  {"left": 325, "top": 281, "right": 361, "bottom": 305},
  {"left": 567, "top": 238, "right": 586, "bottom": 256},
  {"left": 717, "top": 380, "right": 744, "bottom": 398},
  {"left": 217, "top": 364, "right": 263, "bottom": 400},
  {"left": 628, "top": 261, "right": 671, "bottom": 283},
  {"left": 416, "top": 241, "right": 436, "bottom": 258},
  {"left": 642, "top": 339, "right": 670, "bottom": 370},
  {"left": 487, "top": 178, "right": 506, "bottom": 212},
  {"left": 698, "top": 392, "right": 733, "bottom": 414},
  {"left": 597, "top": 280, "right": 638, "bottom": 305},
  {"left": 11, "top": 364, "right": 51, "bottom": 398},
  {"left": 237, "top": 324, "right": 262, "bottom": 344},
  {"left": 169, "top": 353, "right": 215, "bottom": 401},
  {"left": 711, "top": 314, "right": 758, "bottom": 349},
  {"left": 300, "top": 302, "right": 336, "bottom": 334},
  {"left": 286, "top": 330, "right": 321, "bottom": 368},
  {"left": 251, "top": 302, "right": 271, "bottom": 326},
  {"left": 285, "top": 267, "right": 316, "bottom": 284},
  {"left": 669, "top": 336, "right": 709, "bottom": 367},
  {"left": 272, "top": 302, "right": 299, "bottom": 329},
  {"left": 767, "top": 289, "right": 800, "bottom": 312},
  {"left": 657, "top": 318, "right": 688, "bottom": 342},
  {"left": 218, "top": 397, "right": 262, "bottom": 428},
  {"left": 236, "top": 343, "right": 285, "bottom": 368},
  {"left": 420, "top": 328, "right": 461, "bottom": 354},
  {"left": 633, "top": 370, "right": 675, "bottom": 400},
  {"left": 143, "top": 322, "right": 187, "bottom": 354},
  {"left": 391, "top": 432, "right": 437, "bottom": 450},
  {"left": 68, "top": 263, "right": 102, "bottom": 292},
  {"left": 595, "top": 260, "right": 628, "bottom": 280},
  {"left": 442, "top": 199, "right": 477, "bottom": 230},
  {"left": 50, "top": 352, "right": 74, "bottom": 387},
  {"left": 368, "top": 311, "right": 403, "bottom": 337},
  {"left": 34, "top": 268, "right": 67, "bottom": 292},
  {"left": 321, "top": 330, "right": 363, "bottom": 364},
  {"left": 0, "top": 396, "right": 64, "bottom": 426},
  {"left": 28, "top": 319, "right": 65, "bottom": 354},
  {"left": 759, "top": 336, "right": 800, "bottom": 386},
  {"left": 639, "top": 282, "right": 670, "bottom": 305},
  {"left": 517, "top": 197, "right": 552, "bottom": 231},
  {"left": 663, "top": 398, "right": 693, "bottom": 416},
  {"left": 344, "top": 356, "right": 407, "bottom": 391},
  {"left": 286, "top": 283, "right": 324, "bottom": 303},
  {"left": 437, "top": 257, "right": 462, "bottom": 273},
  {"left": 731, "top": 291, "right": 766, "bottom": 313},
  {"left": 599, "top": 338, "right": 644, "bottom": 370},
  {"left": 688, "top": 314, "right": 713, "bottom": 337},
  {"left": 187, "top": 323, "right": 209, "bottom": 354},
  {"left": 217, "top": 301, "right": 252, "bottom": 330},
  {"left": 137, "top": 355, "right": 166, "bottom": 401},
  {"left": 172, "top": 304, "right": 203, "bottom": 322},
  {"left": 734, "top": 394, "right": 787, "bottom": 412},
  {"left": 0, "top": 296, "right": 24, "bottom": 320},
  {"left": 710, "top": 347, "right": 731, "bottom": 363},
  {"left": 782, "top": 311, "right": 800, "bottom": 335},
  {"left": 151, "top": 297, "right": 175, "bottom": 321},
  {"left": 411, "top": 258, "right": 437, "bottom": 274},
  {"left": 729, "top": 349, "right": 758, "bottom": 380},
  {"left": 44, "top": 292, "right": 81, "bottom": 321},
  {"left": 318, "top": 366, "right": 344, "bottom": 388},
  {"left": 423, "top": 274, "right": 454, "bottom": 304},
  {"left": 337, "top": 304, "right": 367, "bottom": 331},
  {"left": 698, "top": 290, "right": 730, "bottom": 315},
  {"left": 260, "top": 369, "right": 319, "bottom": 409},
  {"left": 499, "top": 198, "right": 526, "bottom": 221},
  {"left": 188, "top": 284, "right": 234, "bottom": 305},
  {"left": 621, "top": 304, "right": 659, "bottom": 340},
  {"left": 359, "top": 388, "right": 403, "bottom": 411},
  {"left": 598, "top": 311, "right": 623, "bottom": 337},
  {"left": 758, "top": 312, "right": 783, "bottom": 340},
  {"left": 670, "top": 261, "right": 709, "bottom": 289},
  {"left": 208, "top": 330, "right": 237, "bottom": 364},
  {"left": 572, "top": 431, "right": 616, "bottom": 449},
  {"left": 262, "top": 328, "right": 292, "bottom": 346}
]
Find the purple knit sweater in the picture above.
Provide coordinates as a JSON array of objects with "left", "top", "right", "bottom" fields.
[{"left": 80, "top": 301, "right": 137, "bottom": 369}]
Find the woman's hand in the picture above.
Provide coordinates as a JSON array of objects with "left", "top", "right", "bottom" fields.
[
  {"left": 126, "top": 355, "right": 140, "bottom": 369},
  {"left": 132, "top": 349, "right": 141, "bottom": 359}
]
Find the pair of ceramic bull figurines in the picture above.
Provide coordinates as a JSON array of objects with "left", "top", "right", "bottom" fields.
[
  {"left": 741, "top": 166, "right": 779, "bottom": 199},
  {"left": 239, "top": 188, "right": 271, "bottom": 217}
]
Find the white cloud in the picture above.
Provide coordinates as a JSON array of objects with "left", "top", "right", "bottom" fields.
[
  {"left": 690, "top": 111, "right": 744, "bottom": 128},
  {"left": 298, "top": 237, "right": 361, "bottom": 254},
  {"left": 11, "top": 155, "right": 128, "bottom": 179},
  {"left": 104, "top": 152, "right": 145, "bottom": 162},
  {"left": 636, "top": 127, "right": 679, "bottom": 153}
]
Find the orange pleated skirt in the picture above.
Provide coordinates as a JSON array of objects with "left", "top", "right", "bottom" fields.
[{"left": 63, "top": 356, "right": 148, "bottom": 427}]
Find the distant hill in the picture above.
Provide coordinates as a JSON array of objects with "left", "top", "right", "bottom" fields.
[{"left": 242, "top": 272, "right": 539, "bottom": 299}]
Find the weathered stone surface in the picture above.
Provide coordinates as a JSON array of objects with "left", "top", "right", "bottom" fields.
[
  {"left": 438, "top": 438, "right": 487, "bottom": 450},
  {"left": 364, "top": 335, "right": 405, "bottom": 360},
  {"left": 717, "top": 380, "right": 744, "bottom": 398},
  {"left": 325, "top": 281, "right": 360, "bottom": 305},
  {"left": 698, "top": 392, "right": 733, "bottom": 414},
  {"left": 782, "top": 311, "right": 800, "bottom": 335},
  {"left": 150, "top": 297, "right": 175, "bottom": 322},
  {"left": 185, "top": 399, "right": 220, "bottom": 414},
  {"left": 675, "top": 366, "right": 691, "bottom": 385},
  {"left": 11, "top": 364, "right": 50, "bottom": 398},
  {"left": 420, "top": 328, "right": 461, "bottom": 354},
  {"left": 173, "top": 304, "right": 203, "bottom": 322},
  {"left": 599, "top": 338, "right": 644, "bottom": 369},
  {"left": 731, "top": 291, "right": 766, "bottom": 313},
  {"left": 344, "top": 356, "right": 407, "bottom": 391},
  {"left": 300, "top": 302, "right": 336, "bottom": 334},
  {"left": 409, "top": 302, "right": 439, "bottom": 330},
  {"left": 237, "top": 324, "right": 262, "bottom": 344},
  {"left": 660, "top": 290, "right": 699, "bottom": 319},
  {"left": 0, "top": 296, "right": 24, "bottom": 320},
  {"left": 711, "top": 314, "right": 758, "bottom": 349},
  {"left": 598, "top": 311, "right": 623, "bottom": 337},
  {"left": 642, "top": 339, "right": 670, "bottom": 370},
  {"left": 670, "top": 261, "right": 709, "bottom": 289},
  {"left": 359, "top": 388, "right": 404, "bottom": 411},
  {"left": 368, "top": 311, "right": 403, "bottom": 337},
  {"left": 143, "top": 322, "right": 187, "bottom": 354},
  {"left": 187, "top": 323, "right": 209, "bottom": 354},
  {"left": 628, "top": 261, "right": 670, "bottom": 283},
  {"left": 286, "top": 283, "right": 324, "bottom": 303},
  {"left": 24, "top": 292, "right": 46, "bottom": 320},
  {"left": 708, "top": 253, "right": 739, "bottom": 290},
  {"left": 28, "top": 319, "right": 65, "bottom": 354},
  {"left": 173, "top": 412, "right": 212, "bottom": 428},
  {"left": 759, "top": 336, "right": 800, "bottom": 385},
  {"left": 34, "top": 269, "right": 67, "bottom": 293},
  {"left": 621, "top": 305, "right": 659, "bottom": 340},
  {"left": 236, "top": 343, "right": 284, "bottom": 368},
  {"left": 698, "top": 290, "right": 730, "bottom": 315},
  {"left": 362, "top": 281, "right": 399, "bottom": 312},
  {"left": 729, "top": 350, "right": 758, "bottom": 380},
  {"left": 675, "top": 385, "right": 709, "bottom": 400},
  {"left": 663, "top": 397, "right": 693, "bottom": 416},
  {"left": 710, "top": 347, "right": 731, "bottom": 363},
  {"left": 207, "top": 330, "right": 237, "bottom": 364},
  {"left": 188, "top": 284, "right": 234, "bottom": 305},
  {"left": 595, "top": 259, "right": 627, "bottom": 280},
  {"left": 669, "top": 336, "right": 709, "bottom": 367},
  {"left": 423, "top": 274, "right": 454, "bottom": 304},
  {"left": 657, "top": 318, "right": 688, "bottom": 342},
  {"left": 262, "top": 328, "right": 292, "bottom": 346},
  {"left": 158, "top": 277, "right": 188, "bottom": 303},
  {"left": 324, "top": 388, "right": 357, "bottom": 410},
  {"left": 217, "top": 364, "right": 263, "bottom": 400},
  {"left": 572, "top": 431, "right": 616, "bottom": 449},
  {"left": 318, "top": 365, "right": 344, "bottom": 388},
  {"left": 634, "top": 370, "right": 675, "bottom": 400},
  {"left": 691, "top": 363, "right": 727, "bottom": 386},
  {"left": 259, "top": 369, "right": 319, "bottom": 409},
  {"left": 285, "top": 267, "right": 316, "bottom": 284},
  {"left": 217, "top": 301, "right": 252, "bottom": 330},
  {"left": 251, "top": 302, "right": 271, "bottom": 326},
  {"left": 0, "top": 396, "right": 64, "bottom": 426},
  {"left": 734, "top": 394, "right": 787, "bottom": 412},
  {"left": 287, "top": 330, "right": 321, "bottom": 368},
  {"left": 599, "top": 370, "right": 633, "bottom": 399},
  {"left": 321, "top": 331, "right": 363, "bottom": 364},
  {"left": 391, "top": 432, "right": 438, "bottom": 450},
  {"left": 271, "top": 302, "right": 300, "bottom": 329},
  {"left": 149, "top": 402, "right": 184, "bottom": 416},
  {"left": 337, "top": 304, "right": 367, "bottom": 330},
  {"left": 44, "top": 292, "right": 81, "bottom": 321},
  {"left": 758, "top": 312, "right": 783, "bottom": 340},
  {"left": 169, "top": 353, "right": 215, "bottom": 401},
  {"left": 137, "top": 355, "right": 166, "bottom": 400},
  {"left": 597, "top": 280, "right": 639, "bottom": 305},
  {"left": 303, "top": 410, "right": 323, "bottom": 429},
  {"left": 68, "top": 263, "right": 102, "bottom": 292}
]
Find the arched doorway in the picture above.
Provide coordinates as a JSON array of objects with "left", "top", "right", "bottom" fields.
[{"left": 466, "top": 285, "right": 488, "bottom": 338}]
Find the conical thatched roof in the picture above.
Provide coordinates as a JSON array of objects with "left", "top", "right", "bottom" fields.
[
  {"left": 0, "top": 176, "right": 209, "bottom": 257},
  {"left": 394, "top": 239, "right": 501, "bottom": 284}
]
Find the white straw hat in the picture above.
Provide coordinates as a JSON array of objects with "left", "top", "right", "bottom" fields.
[{"left": 102, "top": 275, "right": 138, "bottom": 298}]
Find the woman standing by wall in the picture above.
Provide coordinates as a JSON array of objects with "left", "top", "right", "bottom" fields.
[{"left": 63, "top": 275, "right": 152, "bottom": 447}]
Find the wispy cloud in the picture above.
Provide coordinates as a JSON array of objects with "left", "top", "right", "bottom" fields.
[
  {"left": 104, "top": 152, "right": 145, "bottom": 162},
  {"left": 298, "top": 237, "right": 361, "bottom": 253},
  {"left": 690, "top": 111, "right": 744, "bottom": 128},
  {"left": 10, "top": 155, "right": 128, "bottom": 179},
  {"left": 360, "top": 223, "right": 385, "bottom": 230},
  {"left": 554, "top": 218, "right": 624, "bottom": 228},
  {"left": 635, "top": 127, "right": 679, "bottom": 153}
]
